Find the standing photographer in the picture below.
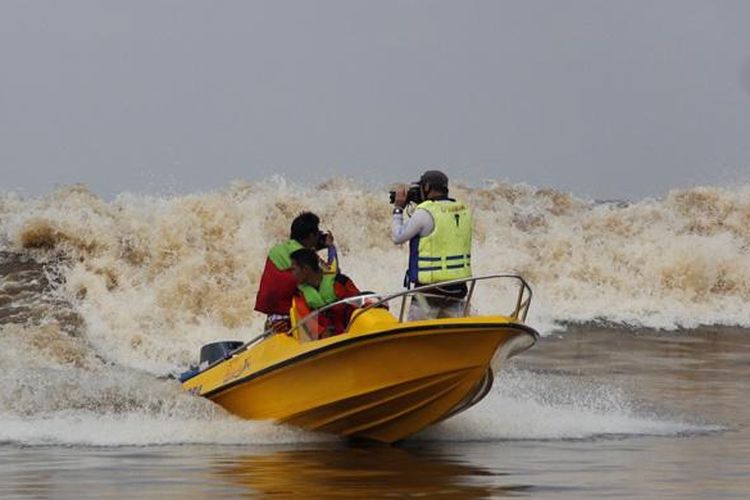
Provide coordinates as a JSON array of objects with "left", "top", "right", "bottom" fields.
[{"left": 391, "top": 170, "right": 473, "bottom": 320}]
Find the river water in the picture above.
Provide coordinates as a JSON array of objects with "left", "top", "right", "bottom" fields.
[
  {"left": 2, "top": 325, "right": 747, "bottom": 499},
  {"left": 2, "top": 182, "right": 750, "bottom": 497}
]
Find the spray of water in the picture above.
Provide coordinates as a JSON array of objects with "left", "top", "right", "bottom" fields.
[{"left": 0, "top": 178, "right": 745, "bottom": 445}]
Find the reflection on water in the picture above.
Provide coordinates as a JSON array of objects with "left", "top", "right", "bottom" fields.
[
  {"left": 213, "top": 444, "right": 531, "bottom": 498},
  {"left": 0, "top": 444, "right": 532, "bottom": 499}
]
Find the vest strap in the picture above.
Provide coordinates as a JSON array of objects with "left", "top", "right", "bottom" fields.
[
  {"left": 411, "top": 200, "right": 472, "bottom": 285},
  {"left": 418, "top": 253, "right": 471, "bottom": 262}
]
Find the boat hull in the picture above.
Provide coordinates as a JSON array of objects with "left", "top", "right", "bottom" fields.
[{"left": 184, "top": 317, "right": 537, "bottom": 443}]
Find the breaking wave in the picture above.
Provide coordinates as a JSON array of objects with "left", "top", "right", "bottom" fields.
[{"left": 0, "top": 177, "right": 747, "bottom": 445}]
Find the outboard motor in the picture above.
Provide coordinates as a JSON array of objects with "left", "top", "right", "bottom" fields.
[
  {"left": 179, "top": 340, "right": 244, "bottom": 383},
  {"left": 200, "top": 341, "right": 244, "bottom": 366}
]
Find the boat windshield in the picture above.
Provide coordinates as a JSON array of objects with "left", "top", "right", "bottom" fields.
[{"left": 288, "top": 274, "right": 533, "bottom": 343}]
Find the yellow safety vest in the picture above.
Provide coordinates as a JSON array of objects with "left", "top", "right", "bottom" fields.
[{"left": 415, "top": 199, "right": 472, "bottom": 284}]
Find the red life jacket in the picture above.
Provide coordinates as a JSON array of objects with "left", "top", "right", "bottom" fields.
[
  {"left": 254, "top": 241, "right": 340, "bottom": 316},
  {"left": 254, "top": 240, "right": 304, "bottom": 315},
  {"left": 254, "top": 258, "right": 298, "bottom": 315}
]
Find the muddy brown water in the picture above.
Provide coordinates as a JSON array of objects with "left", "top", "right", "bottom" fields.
[{"left": 1, "top": 325, "right": 747, "bottom": 498}]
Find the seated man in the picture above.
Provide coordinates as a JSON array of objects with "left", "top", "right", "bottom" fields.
[
  {"left": 255, "top": 212, "right": 337, "bottom": 333},
  {"left": 289, "top": 248, "right": 360, "bottom": 340}
]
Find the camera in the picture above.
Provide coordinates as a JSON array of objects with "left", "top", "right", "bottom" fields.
[
  {"left": 316, "top": 231, "right": 331, "bottom": 250},
  {"left": 389, "top": 183, "right": 423, "bottom": 205}
]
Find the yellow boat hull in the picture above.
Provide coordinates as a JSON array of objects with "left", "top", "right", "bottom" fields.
[{"left": 183, "top": 311, "right": 537, "bottom": 443}]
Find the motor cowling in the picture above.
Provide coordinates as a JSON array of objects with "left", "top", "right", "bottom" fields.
[{"left": 199, "top": 341, "right": 244, "bottom": 366}]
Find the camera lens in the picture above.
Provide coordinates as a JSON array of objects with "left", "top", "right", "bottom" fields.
[{"left": 316, "top": 232, "right": 328, "bottom": 250}]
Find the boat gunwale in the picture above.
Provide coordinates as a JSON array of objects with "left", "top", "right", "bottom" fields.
[{"left": 200, "top": 321, "right": 538, "bottom": 399}]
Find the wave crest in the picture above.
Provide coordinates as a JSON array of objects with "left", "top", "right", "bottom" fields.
[{"left": 1, "top": 179, "right": 749, "bottom": 376}]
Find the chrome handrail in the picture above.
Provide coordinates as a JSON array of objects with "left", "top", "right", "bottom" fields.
[
  {"left": 201, "top": 274, "right": 533, "bottom": 376},
  {"left": 286, "top": 273, "right": 533, "bottom": 342}
]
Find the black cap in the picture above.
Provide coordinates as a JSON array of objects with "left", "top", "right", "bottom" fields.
[{"left": 418, "top": 170, "right": 449, "bottom": 189}]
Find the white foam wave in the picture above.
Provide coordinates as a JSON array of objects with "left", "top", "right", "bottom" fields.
[
  {"left": 0, "top": 178, "right": 745, "bottom": 445},
  {"left": 0, "top": 414, "right": 333, "bottom": 447},
  {"left": 0, "top": 324, "right": 718, "bottom": 446},
  {"left": 0, "top": 322, "right": 333, "bottom": 447},
  {"left": 2, "top": 179, "right": 749, "bottom": 361},
  {"left": 0, "top": 178, "right": 750, "bottom": 392},
  {"left": 417, "top": 368, "right": 720, "bottom": 441}
]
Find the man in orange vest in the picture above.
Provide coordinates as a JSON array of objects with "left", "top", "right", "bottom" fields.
[{"left": 289, "top": 248, "right": 360, "bottom": 340}]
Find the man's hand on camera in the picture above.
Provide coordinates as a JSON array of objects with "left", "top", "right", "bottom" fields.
[
  {"left": 394, "top": 186, "right": 407, "bottom": 208},
  {"left": 324, "top": 232, "right": 335, "bottom": 247}
]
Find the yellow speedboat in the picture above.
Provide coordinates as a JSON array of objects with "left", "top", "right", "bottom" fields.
[{"left": 181, "top": 274, "right": 538, "bottom": 443}]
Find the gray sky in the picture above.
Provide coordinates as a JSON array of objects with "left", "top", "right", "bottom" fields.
[{"left": 1, "top": 0, "right": 750, "bottom": 201}]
